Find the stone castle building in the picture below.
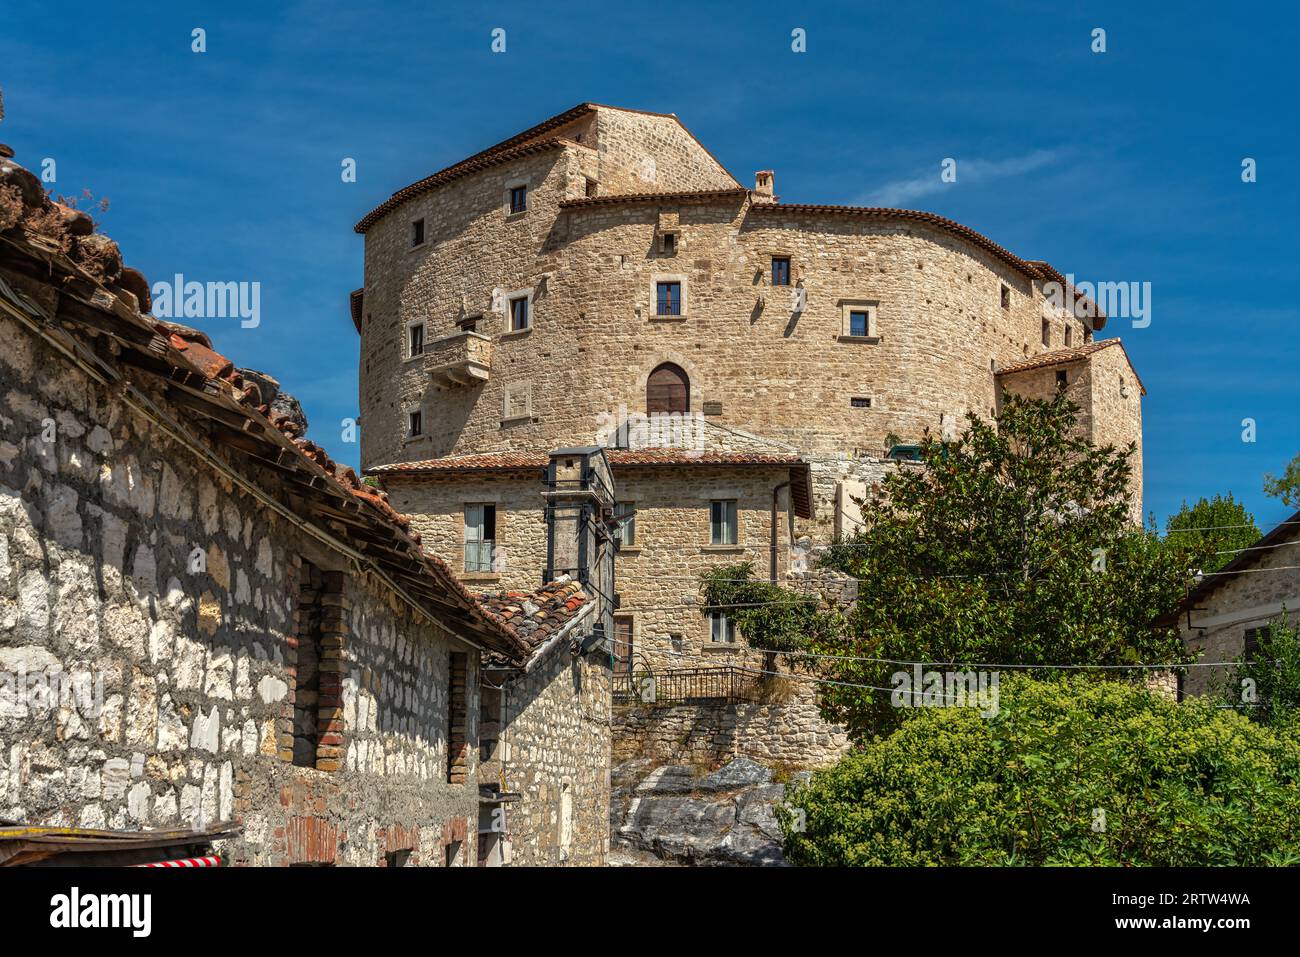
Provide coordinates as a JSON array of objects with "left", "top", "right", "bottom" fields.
[{"left": 352, "top": 103, "right": 1145, "bottom": 749}]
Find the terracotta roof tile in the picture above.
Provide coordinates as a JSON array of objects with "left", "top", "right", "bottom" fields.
[
  {"left": 751, "top": 204, "right": 1105, "bottom": 326},
  {"left": 369, "top": 449, "right": 815, "bottom": 519},
  {"left": 354, "top": 137, "right": 576, "bottom": 233},
  {"left": 477, "top": 577, "right": 592, "bottom": 667},
  {"left": 995, "top": 339, "right": 1144, "bottom": 394},
  {"left": 0, "top": 155, "right": 529, "bottom": 663}
]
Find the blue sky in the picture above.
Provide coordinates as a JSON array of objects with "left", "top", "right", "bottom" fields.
[{"left": 3, "top": 0, "right": 1296, "bottom": 531}]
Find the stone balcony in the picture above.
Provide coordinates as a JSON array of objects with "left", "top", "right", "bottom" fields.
[{"left": 425, "top": 330, "right": 491, "bottom": 387}]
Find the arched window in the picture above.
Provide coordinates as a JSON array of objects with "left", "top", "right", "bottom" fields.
[{"left": 647, "top": 363, "right": 689, "bottom": 414}]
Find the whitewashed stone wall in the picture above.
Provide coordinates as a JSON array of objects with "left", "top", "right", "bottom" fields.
[{"left": 0, "top": 305, "right": 479, "bottom": 866}]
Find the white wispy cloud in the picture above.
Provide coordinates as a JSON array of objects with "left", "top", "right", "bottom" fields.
[{"left": 861, "top": 149, "right": 1063, "bottom": 207}]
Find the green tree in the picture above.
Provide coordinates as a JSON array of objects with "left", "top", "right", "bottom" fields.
[
  {"left": 1264, "top": 452, "right": 1300, "bottom": 509},
  {"left": 780, "top": 675, "right": 1300, "bottom": 866},
  {"left": 742, "top": 392, "right": 1190, "bottom": 737},
  {"left": 1163, "top": 493, "right": 1260, "bottom": 574},
  {"left": 1220, "top": 611, "right": 1300, "bottom": 725}
]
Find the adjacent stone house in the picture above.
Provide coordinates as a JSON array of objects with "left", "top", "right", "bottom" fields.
[
  {"left": 1172, "top": 509, "right": 1300, "bottom": 698},
  {"left": 0, "top": 146, "right": 612, "bottom": 866},
  {"left": 352, "top": 103, "right": 1147, "bottom": 764}
]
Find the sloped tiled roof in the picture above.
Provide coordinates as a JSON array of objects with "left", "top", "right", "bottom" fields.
[
  {"left": 558, "top": 188, "right": 748, "bottom": 209},
  {"left": 353, "top": 102, "right": 740, "bottom": 234},
  {"left": 750, "top": 204, "right": 1106, "bottom": 327},
  {"left": 1160, "top": 508, "right": 1300, "bottom": 629},
  {"left": 370, "top": 448, "right": 806, "bottom": 472},
  {"left": 354, "top": 137, "right": 580, "bottom": 234},
  {"left": 477, "top": 577, "right": 593, "bottom": 668},
  {"left": 0, "top": 151, "right": 528, "bottom": 664},
  {"left": 995, "top": 338, "right": 1145, "bottom": 394},
  {"left": 370, "top": 449, "right": 814, "bottom": 519}
]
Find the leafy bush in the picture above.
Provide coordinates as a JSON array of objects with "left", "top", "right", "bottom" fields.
[
  {"left": 1219, "top": 611, "right": 1300, "bottom": 725},
  {"left": 780, "top": 675, "right": 1300, "bottom": 866}
]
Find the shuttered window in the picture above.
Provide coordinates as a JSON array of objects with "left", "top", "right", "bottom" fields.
[{"left": 647, "top": 363, "right": 689, "bottom": 414}]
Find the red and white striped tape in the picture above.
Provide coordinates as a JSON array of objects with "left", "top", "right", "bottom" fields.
[{"left": 134, "top": 855, "right": 222, "bottom": 868}]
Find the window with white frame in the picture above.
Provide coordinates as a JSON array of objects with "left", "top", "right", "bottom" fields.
[
  {"left": 710, "top": 499, "right": 737, "bottom": 546},
  {"left": 614, "top": 502, "right": 636, "bottom": 547},
  {"left": 407, "top": 321, "right": 425, "bottom": 358},
  {"left": 508, "top": 294, "right": 530, "bottom": 331},
  {"left": 709, "top": 611, "right": 737, "bottom": 644},
  {"left": 464, "top": 504, "right": 497, "bottom": 573}
]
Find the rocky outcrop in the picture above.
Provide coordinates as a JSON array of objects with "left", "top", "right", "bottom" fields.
[{"left": 610, "top": 757, "right": 805, "bottom": 866}]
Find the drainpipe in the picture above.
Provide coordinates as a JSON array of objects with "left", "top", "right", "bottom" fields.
[{"left": 770, "top": 480, "right": 790, "bottom": 583}]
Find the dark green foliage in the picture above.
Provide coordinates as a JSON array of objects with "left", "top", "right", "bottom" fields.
[
  {"left": 1220, "top": 611, "right": 1300, "bottom": 725},
  {"left": 780, "top": 675, "right": 1300, "bottom": 866},
  {"left": 1164, "top": 494, "right": 1260, "bottom": 574},
  {"left": 811, "top": 393, "right": 1191, "bottom": 736}
]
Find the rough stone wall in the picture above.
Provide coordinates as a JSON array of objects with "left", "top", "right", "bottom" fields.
[
  {"left": 386, "top": 464, "right": 799, "bottom": 674},
  {"left": 364, "top": 191, "right": 1106, "bottom": 464},
  {"left": 359, "top": 116, "right": 1141, "bottom": 510},
  {"left": 359, "top": 144, "right": 586, "bottom": 469},
  {"left": 387, "top": 471, "right": 546, "bottom": 594},
  {"left": 486, "top": 645, "right": 611, "bottom": 866},
  {"left": 384, "top": 461, "right": 851, "bottom": 770},
  {"left": 611, "top": 695, "right": 851, "bottom": 770},
  {"left": 1086, "top": 345, "right": 1144, "bottom": 519},
  {"left": 998, "top": 348, "right": 1143, "bottom": 517},
  {"left": 0, "top": 307, "right": 480, "bottom": 866},
  {"left": 1180, "top": 526, "right": 1300, "bottom": 697},
  {"left": 591, "top": 107, "right": 738, "bottom": 194}
]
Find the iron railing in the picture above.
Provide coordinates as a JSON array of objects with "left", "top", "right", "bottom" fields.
[{"left": 612, "top": 666, "right": 761, "bottom": 707}]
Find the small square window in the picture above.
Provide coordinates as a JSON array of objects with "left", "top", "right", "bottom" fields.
[
  {"left": 509, "top": 295, "right": 529, "bottom": 331},
  {"left": 851, "top": 396, "right": 872, "bottom": 408},
  {"left": 660, "top": 232, "right": 677, "bottom": 255},
  {"left": 771, "top": 257, "right": 791, "bottom": 286},
  {"left": 840, "top": 301, "right": 878, "bottom": 339},
  {"left": 1000, "top": 284, "right": 1011, "bottom": 309},
  {"left": 709, "top": 612, "right": 737, "bottom": 644},
  {"left": 509, "top": 185, "right": 527, "bottom": 214},
  {"left": 656, "top": 281, "right": 682, "bottom": 316},
  {"left": 411, "top": 218, "right": 425, "bottom": 247},
  {"left": 710, "top": 499, "right": 737, "bottom": 545},
  {"left": 1055, "top": 370, "right": 1068, "bottom": 390},
  {"left": 407, "top": 410, "right": 422, "bottom": 437},
  {"left": 408, "top": 323, "right": 425, "bottom": 357}
]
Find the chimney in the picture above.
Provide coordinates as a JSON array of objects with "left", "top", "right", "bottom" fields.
[
  {"left": 753, "top": 170, "right": 775, "bottom": 201},
  {"left": 543, "top": 447, "right": 618, "bottom": 659}
]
